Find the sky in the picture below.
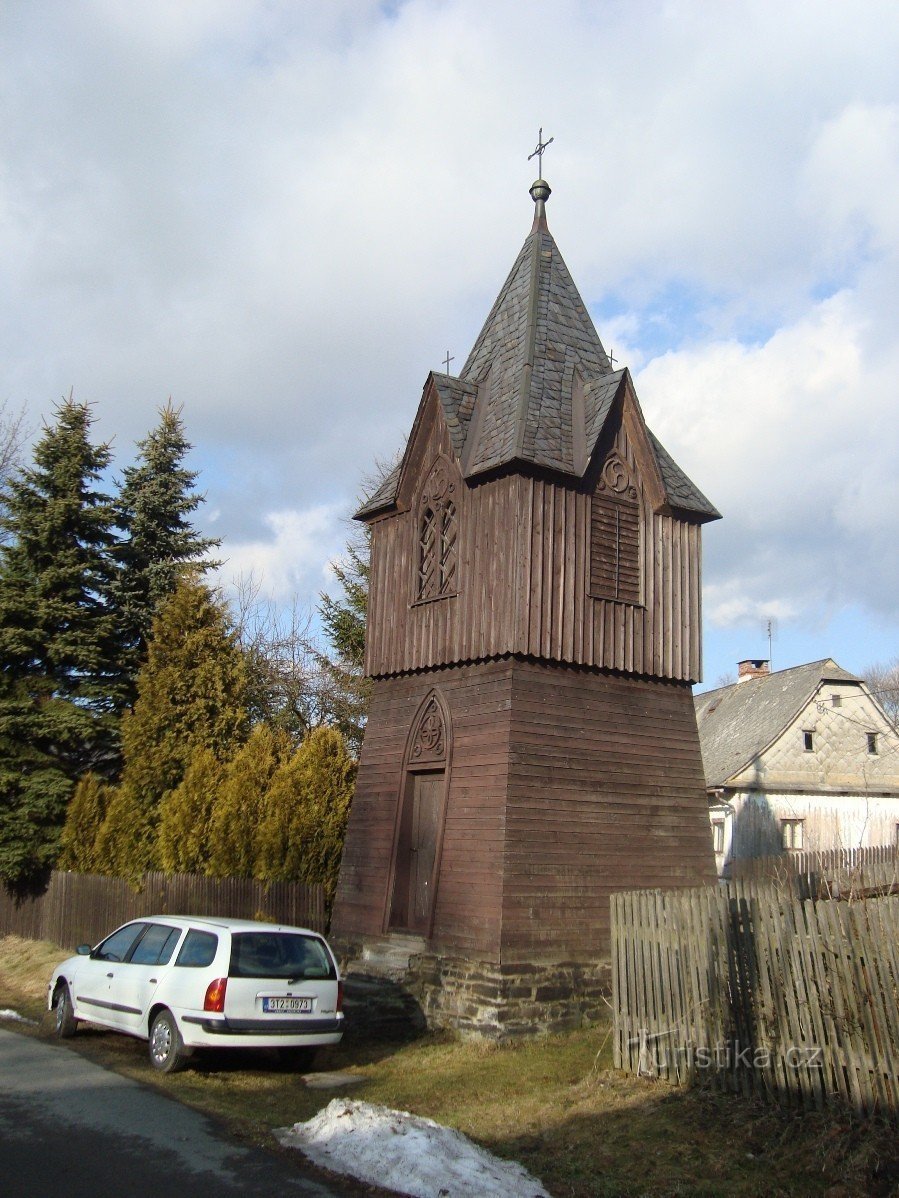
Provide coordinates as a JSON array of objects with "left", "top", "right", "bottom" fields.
[{"left": 2, "top": 0, "right": 898, "bottom": 691}]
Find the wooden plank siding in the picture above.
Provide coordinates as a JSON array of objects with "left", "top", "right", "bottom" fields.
[
  {"left": 332, "top": 660, "right": 715, "bottom": 964},
  {"left": 502, "top": 662, "right": 716, "bottom": 960},
  {"left": 331, "top": 662, "right": 515, "bottom": 958},
  {"left": 364, "top": 403, "right": 704, "bottom": 683}
]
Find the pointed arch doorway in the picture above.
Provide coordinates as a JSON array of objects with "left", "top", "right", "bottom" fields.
[{"left": 387, "top": 691, "right": 451, "bottom": 936}]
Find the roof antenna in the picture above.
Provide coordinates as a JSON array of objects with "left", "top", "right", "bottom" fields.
[{"left": 528, "top": 127, "right": 554, "bottom": 179}]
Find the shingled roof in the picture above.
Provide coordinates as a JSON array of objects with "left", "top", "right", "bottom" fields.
[
  {"left": 694, "top": 659, "right": 862, "bottom": 787},
  {"left": 357, "top": 179, "right": 720, "bottom": 522}
]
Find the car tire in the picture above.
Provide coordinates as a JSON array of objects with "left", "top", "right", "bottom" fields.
[
  {"left": 148, "top": 1009, "right": 190, "bottom": 1074},
  {"left": 278, "top": 1045, "right": 318, "bottom": 1071},
  {"left": 54, "top": 983, "right": 78, "bottom": 1038}
]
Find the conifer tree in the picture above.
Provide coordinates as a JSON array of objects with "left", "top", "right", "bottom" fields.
[
  {"left": 58, "top": 773, "right": 113, "bottom": 873},
  {"left": 316, "top": 535, "right": 370, "bottom": 756},
  {"left": 94, "top": 576, "right": 249, "bottom": 875},
  {"left": 256, "top": 727, "right": 355, "bottom": 904},
  {"left": 0, "top": 397, "right": 121, "bottom": 884},
  {"left": 117, "top": 577, "right": 249, "bottom": 807},
  {"left": 156, "top": 749, "right": 227, "bottom": 875},
  {"left": 114, "top": 403, "right": 219, "bottom": 700},
  {"left": 93, "top": 787, "right": 157, "bottom": 879},
  {"left": 206, "top": 723, "right": 291, "bottom": 877}
]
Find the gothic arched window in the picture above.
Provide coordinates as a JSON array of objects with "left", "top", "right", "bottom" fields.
[{"left": 417, "top": 458, "right": 458, "bottom": 601}]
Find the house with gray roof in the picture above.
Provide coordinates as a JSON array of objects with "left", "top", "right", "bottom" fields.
[{"left": 695, "top": 658, "right": 899, "bottom": 876}]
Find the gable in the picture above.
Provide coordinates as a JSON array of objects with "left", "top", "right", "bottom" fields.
[
  {"left": 732, "top": 679, "right": 899, "bottom": 790},
  {"left": 356, "top": 375, "right": 466, "bottom": 520},
  {"left": 695, "top": 660, "right": 899, "bottom": 789}
]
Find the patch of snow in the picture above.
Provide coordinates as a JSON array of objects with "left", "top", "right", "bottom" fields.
[
  {"left": 0, "top": 1008, "right": 38, "bottom": 1025},
  {"left": 275, "top": 1098, "right": 550, "bottom": 1198}
]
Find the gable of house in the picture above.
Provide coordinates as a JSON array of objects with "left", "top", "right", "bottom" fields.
[{"left": 696, "top": 659, "right": 899, "bottom": 796}]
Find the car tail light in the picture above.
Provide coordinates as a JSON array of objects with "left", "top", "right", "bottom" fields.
[
  {"left": 336, "top": 980, "right": 344, "bottom": 1012},
  {"left": 204, "top": 977, "right": 228, "bottom": 1012}
]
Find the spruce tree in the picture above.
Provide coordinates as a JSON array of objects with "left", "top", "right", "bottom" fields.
[
  {"left": 317, "top": 535, "right": 370, "bottom": 756},
  {"left": 0, "top": 397, "right": 121, "bottom": 885},
  {"left": 115, "top": 402, "right": 219, "bottom": 700}
]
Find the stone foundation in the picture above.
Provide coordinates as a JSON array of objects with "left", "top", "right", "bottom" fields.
[{"left": 336, "top": 936, "right": 611, "bottom": 1041}]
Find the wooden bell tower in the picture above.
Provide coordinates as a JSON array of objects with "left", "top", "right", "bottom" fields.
[{"left": 331, "top": 175, "right": 721, "bottom": 1037}]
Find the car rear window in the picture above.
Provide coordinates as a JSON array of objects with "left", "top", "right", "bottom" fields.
[
  {"left": 175, "top": 929, "right": 219, "bottom": 968},
  {"left": 229, "top": 933, "right": 335, "bottom": 980},
  {"left": 130, "top": 924, "right": 181, "bottom": 966}
]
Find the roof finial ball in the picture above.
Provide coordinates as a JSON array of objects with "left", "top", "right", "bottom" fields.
[{"left": 528, "top": 127, "right": 553, "bottom": 231}]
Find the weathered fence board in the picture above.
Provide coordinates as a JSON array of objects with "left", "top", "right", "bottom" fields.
[
  {"left": 0, "top": 870, "right": 326, "bottom": 950},
  {"left": 612, "top": 862, "right": 899, "bottom": 1117},
  {"left": 728, "top": 843, "right": 899, "bottom": 886}
]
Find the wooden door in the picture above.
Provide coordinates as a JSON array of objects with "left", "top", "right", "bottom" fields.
[
  {"left": 389, "top": 772, "right": 443, "bottom": 933},
  {"left": 409, "top": 775, "right": 441, "bottom": 928}
]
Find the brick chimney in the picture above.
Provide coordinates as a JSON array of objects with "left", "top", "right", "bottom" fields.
[{"left": 737, "top": 658, "right": 770, "bottom": 683}]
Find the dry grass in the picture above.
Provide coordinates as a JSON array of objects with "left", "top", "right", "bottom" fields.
[
  {"left": 3, "top": 934, "right": 899, "bottom": 1197},
  {"left": 0, "top": 934, "right": 69, "bottom": 1008}
]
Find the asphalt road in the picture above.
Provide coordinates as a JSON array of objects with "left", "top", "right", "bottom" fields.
[{"left": 0, "top": 1027, "right": 353, "bottom": 1197}]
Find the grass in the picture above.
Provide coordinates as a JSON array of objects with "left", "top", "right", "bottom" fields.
[{"left": 3, "top": 934, "right": 899, "bottom": 1197}]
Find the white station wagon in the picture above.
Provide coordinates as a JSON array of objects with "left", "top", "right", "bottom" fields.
[{"left": 47, "top": 916, "right": 344, "bottom": 1073}]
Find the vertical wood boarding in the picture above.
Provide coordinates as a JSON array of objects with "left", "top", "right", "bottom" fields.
[
  {"left": 0, "top": 871, "right": 326, "bottom": 951},
  {"left": 612, "top": 863, "right": 899, "bottom": 1117},
  {"left": 363, "top": 401, "right": 707, "bottom": 684}
]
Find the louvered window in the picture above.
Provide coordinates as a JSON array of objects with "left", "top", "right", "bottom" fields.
[{"left": 589, "top": 453, "right": 642, "bottom": 605}]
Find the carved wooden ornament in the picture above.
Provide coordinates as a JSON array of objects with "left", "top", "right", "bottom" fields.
[{"left": 411, "top": 696, "right": 446, "bottom": 763}]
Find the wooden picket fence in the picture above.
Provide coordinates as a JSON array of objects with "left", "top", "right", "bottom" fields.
[
  {"left": 728, "top": 842, "right": 899, "bottom": 886},
  {"left": 0, "top": 870, "right": 326, "bottom": 951},
  {"left": 612, "top": 860, "right": 899, "bottom": 1116}
]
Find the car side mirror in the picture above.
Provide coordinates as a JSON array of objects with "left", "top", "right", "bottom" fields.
[{"left": 76, "top": 944, "right": 92, "bottom": 956}]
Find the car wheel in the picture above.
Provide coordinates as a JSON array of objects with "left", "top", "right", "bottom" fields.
[
  {"left": 278, "top": 1046, "right": 318, "bottom": 1071},
  {"left": 148, "top": 1009, "right": 189, "bottom": 1074},
  {"left": 54, "top": 983, "right": 78, "bottom": 1038}
]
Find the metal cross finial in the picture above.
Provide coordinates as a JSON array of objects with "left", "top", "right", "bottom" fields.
[
  {"left": 608, "top": 348, "right": 618, "bottom": 370},
  {"left": 443, "top": 350, "right": 454, "bottom": 375},
  {"left": 528, "top": 127, "right": 554, "bottom": 178}
]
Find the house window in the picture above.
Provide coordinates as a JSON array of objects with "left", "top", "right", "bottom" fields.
[
  {"left": 781, "top": 819, "right": 804, "bottom": 851},
  {"left": 831, "top": 694, "right": 842, "bottom": 708},
  {"left": 590, "top": 453, "right": 641, "bottom": 605},
  {"left": 711, "top": 819, "right": 725, "bottom": 854},
  {"left": 803, "top": 730, "right": 815, "bottom": 753},
  {"left": 867, "top": 732, "right": 878, "bottom": 755},
  {"left": 416, "top": 457, "right": 458, "bottom": 602}
]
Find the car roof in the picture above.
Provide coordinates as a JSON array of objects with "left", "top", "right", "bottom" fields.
[{"left": 137, "top": 915, "right": 322, "bottom": 937}]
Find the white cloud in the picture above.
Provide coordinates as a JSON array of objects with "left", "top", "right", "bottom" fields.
[
  {"left": 215, "top": 504, "right": 346, "bottom": 605},
  {"left": 639, "top": 286, "right": 899, "bottom": 629},
  {"left": 2, "top": 0, "right": 899, "bottom": 679}
]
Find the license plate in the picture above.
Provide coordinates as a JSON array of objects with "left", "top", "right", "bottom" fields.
[{"left": 262, "top": 997, "right": 312, "bottom": 1013}]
